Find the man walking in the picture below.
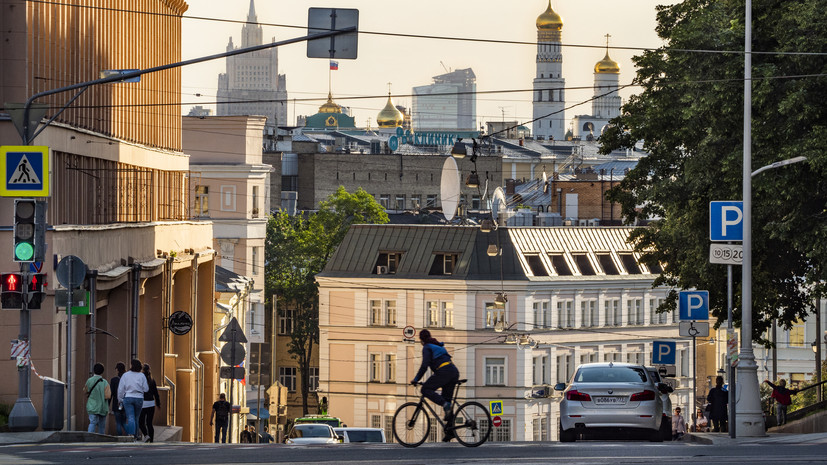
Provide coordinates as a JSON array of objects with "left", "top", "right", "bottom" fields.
[
  {"left": 109, "top": 362, "right": 127, "bottom": 435},
  {"left": 84, "top": 363, "right": 110, "bottom": 434},
  {"left": 209, "top": 393, "right": 231, "bottom": 443},
  {"left": 706, "top": 375, "right": 729, "bottom": 432}
]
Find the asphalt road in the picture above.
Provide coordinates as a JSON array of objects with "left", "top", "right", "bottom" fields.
[{"left": 1, "top": 439, "right": 826, "bottom": 465}]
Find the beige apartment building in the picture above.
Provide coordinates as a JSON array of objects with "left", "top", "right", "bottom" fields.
[
  {"left": 0, "top": 0, "right": 226, "bottom": 441},
  {"left": 318, "top": 225, "right": 710, "bottom": 442}
]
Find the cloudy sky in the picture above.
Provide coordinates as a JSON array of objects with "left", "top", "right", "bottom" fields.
[{"left": 181, "top": 0, "right": 680, "bottom": 129}]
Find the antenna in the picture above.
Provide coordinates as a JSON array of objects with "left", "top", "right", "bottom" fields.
[
  {"left": 440, "top": 61, "right": 451, "bottom": 74},
  {"left": 440, "top": 157, "right": 461, "bottom": 221}
]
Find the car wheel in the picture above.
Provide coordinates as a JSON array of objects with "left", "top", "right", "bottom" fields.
[
  {"left": 659, "top": 416, "right": 671, "bottom": 441},
  {"left": 558, "top": 421, "right": 576, "bottom": 442},
  {"left": 649, "top": 428, "right": 664, "bottom": 442}
]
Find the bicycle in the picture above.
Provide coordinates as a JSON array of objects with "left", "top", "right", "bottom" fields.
[{"left": 392, "top": 378, "right": 492, "bottom": 447}]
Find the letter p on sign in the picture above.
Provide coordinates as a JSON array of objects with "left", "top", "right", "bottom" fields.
[
  {"left": 652, "top": 341, "right": 676, "bottom": 365},
  {"left": 679, "top": 290, "right": 709, "bottom": 321},
  {"left": 710, "top": 201, "right": 744, "bottom": 241}
]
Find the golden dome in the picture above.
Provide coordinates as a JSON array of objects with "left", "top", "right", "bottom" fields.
[
  {"left": 376, "top": 93, "right": 403, "bottom": 128},
  {"left": 318, "top": 93, "right": 342, "bottom": 113},
  {"left": 536, "top": 1, "right": 563, "bottom": 31},
  {"left": 594, "top": 51, "right": 620, "bottom": 74}
]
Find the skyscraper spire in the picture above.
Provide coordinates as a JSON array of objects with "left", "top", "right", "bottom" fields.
[{"left": 247, "top": 0, "right": 257, "bottom": 23}]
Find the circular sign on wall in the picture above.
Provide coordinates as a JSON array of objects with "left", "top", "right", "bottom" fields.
[
  {"left": 168, "top": 310, "right": 193, "bottom": 336},
  {"left": 492, "top": 416, "right": 502, "bottom": 428},
  {"left": 403, "top": 326, "right": 416, "bottom": 339}
]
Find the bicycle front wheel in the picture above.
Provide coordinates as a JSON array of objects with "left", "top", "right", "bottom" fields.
[
  {"left": 392, "top": 402, "right": 431, "bottom": 447},
  {"left": 453, "top": 401, "right": 491, "bottom": 447}
]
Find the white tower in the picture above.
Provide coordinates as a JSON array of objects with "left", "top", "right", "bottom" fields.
[
  {"left": 592, "top": 34, "right": 621, "bottom": 120},
  {"left": 532, "top": 1, "right": 565, "bottom": 141}
]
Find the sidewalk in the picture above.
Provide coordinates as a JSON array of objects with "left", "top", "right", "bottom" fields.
[
  {"left": 0, "top": 425, "right": 182, "bottom": 445},
  {"left": 687, "top": 431, "right": 827, "bottom": 445}
]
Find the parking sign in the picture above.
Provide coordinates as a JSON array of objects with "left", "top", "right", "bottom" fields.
[
  {"left": 710, "top": 201, "right": 743, "bottom": 242},
  {"left": 679, "top": 290, "right": 709, "bottom": 320},
  {"left": 652, "top": 341, "right": 676, "bottom": 365}
]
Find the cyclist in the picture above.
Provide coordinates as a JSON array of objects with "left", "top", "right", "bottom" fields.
[{"left": 411, "top": 329, "right": 460, "bottom": 441}]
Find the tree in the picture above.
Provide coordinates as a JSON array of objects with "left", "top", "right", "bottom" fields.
[
  {"left": 599, "top": 0, "right": 827, "bottom": 343},
  {"left": 265, "top": 187, "right": 388, "bottom": 415}
]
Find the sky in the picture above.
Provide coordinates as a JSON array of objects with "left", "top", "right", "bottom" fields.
[{"left": 181, "top": 0, "right": 680, "bottom": 130}]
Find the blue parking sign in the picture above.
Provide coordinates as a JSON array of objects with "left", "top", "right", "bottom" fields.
[
  {"left": 652, "top": 341, "right": 676, "bottom": 365},
  {"left": 710, "top": 201, "right": 743, "bottom": 242},
  {"left": 679, "top": 290, "right": 709, "bottom": 320}
]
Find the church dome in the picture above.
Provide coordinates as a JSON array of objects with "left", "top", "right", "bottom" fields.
[
  {"left": 376, "top": 93, "right": 403, "bottom": 128},
  {"left": 536, "top": 1, "right": 563, "bottom": 31},
  {"left": 318, "top": 93, "right": 342, "bottom": 113},
  {"left": 594, "top": 51, "right": 620, "bottom": 74}
]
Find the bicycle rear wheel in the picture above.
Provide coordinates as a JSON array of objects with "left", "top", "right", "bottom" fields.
[
  {"left": 452, "top": 401, "right": 491, "bottom": 447},
  {"left": 392, "top": 402, "right": 431, "bottom": 447}
]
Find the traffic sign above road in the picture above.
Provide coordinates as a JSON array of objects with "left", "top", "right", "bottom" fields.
[
  {"left": 652, "top": 340, "right": 676, "bottom": 365},
  {"left": 679, "top": 290, "right": 709, "bottom": 321},
  {"left": 1, "top": 146, "right": 49, "bottom": 197},
  {"left": 710, "top": 201, "right": 743, "bottom": 242},
  {"left": 218, "top": 316, "right": 248, "bottom": 343}
]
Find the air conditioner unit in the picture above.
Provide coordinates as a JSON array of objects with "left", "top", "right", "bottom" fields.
[
  {"left": 578, "top": 219, "right": 588, "bottom": 227},
  {"left": 376, "top": 266, "right": 389, "bottom": 275}
]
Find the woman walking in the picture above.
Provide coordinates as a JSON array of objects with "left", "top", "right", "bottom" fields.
[
  {"left": 139, "top": 363, "right": 161, "bottom": 442},
  {"left": 118, "top": 359, "right": 148, "bottom": 440}
]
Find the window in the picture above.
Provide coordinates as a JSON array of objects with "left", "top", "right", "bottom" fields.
[
  {"left": 533, "top": 301, "right": 550, "bottom": 328},
  {"left": 481, "top": 418, "right": 511, "bottom": 442},
  {"left": 195, "top": 185, "right": 209, "bottom": 216},
  {"left": 619, "top": 254, "right": 641, "bottom": 274},
  {"left": 678, "top": 348, "right": 690, "bottom": 377},
  {"left": 606, "top": 299, "right": 621, "bottom": 326},
  {"left": 386, "top": 300, "right": 397, "bottom": 326},
  {"left": 556, "top": 300, "right": 573, "bottom": 328},
  {"left": 626, "top": 352, "right": 644, "bottom": 365},
  {"left": 526, "top": 255, "right": 549, "bottom": 276},
  {"left": 603, "top": 352, "right": 622, "bottom": 363},
  {"left": 371, "top": 415, "right": 381, "bottom": 429},
  {"left": 573, "top": 254, "right": 595, "bottom": 275},
  {"left": 532, "top": 355, "right": 549, "bottom": 384},
  {"left": 385, "top": 354, "right": 396, "bottom": 383},
  {"left": 307, "top": 367, "right": 319, "bottom": 391},
  {"left": 443, "top": 302, "right": 454, "bottom": 328},
  {"left": 597, "top": 254, "right": 619, "bottom": 274},
  {"left": 368, "top": 299, "right": 397, "bottom": 327},
  {"left": 384, "top": 415, "right": 394, "bottom": 443},
  {"left": 789, "top": 319, "right": 805, "bottom": 347},
  {"left": 411, "top": 195, "right": 421, "bottom": 209},
  {"left": 278, "top": 308, "right": 294, "bottom": 335},
  {"left": 550, "top": 255, "right": 572, "bottom": 275},
  {"left": 279, "top": 367, "right": 296, "bottom": 392},
  {"left": 426, "top": 301, "right": 440, "bottom": 327},
  {"left": 471, "top": 195, "right": 480, "bottom": 210},
  {"left": 252, "top": 186, "right": 259, "bottom": 217},
  {"left": 629, "top": 298, "right": 643, "bottom": 325},
  {"left": 395, "top": 195, "right": 405, "bottom": 210},
  {"left": 649, "top": 298, "right": 666, "bottom": 324},
  {"left": 485, "top": 301, "right": 506, "bottom": 330},
  {"left": 580, "top": 351, "right": 597, "bottom": 365},
  {"left": 532, "top": 418, "right": 547, "bottom": 441},
  {"left": 556, "top": 353, "right": 574, "bottom": 383},
  {"left": 426, "top": 195, "right": 437, "bottom": 207},
  {"left": 485, "top": 357, "right": 505, "bottom": 386},
  {"left": 369, "top": 354, "right": 381, "bottom": 382},
  {"left": 580, "top": 300, "right": 597, "bottom": 327},
  {"left": 429, "top": 253, "right": 458, "bottom": 275},
  {"left": 370, "top": 300, "right": 382, "bottom": 326},
  {"left": 379, "top": 194, "right": 390, "bottom": 209},
  {"left": 252, "top": 247, "right": 260, "bottom": 275},
  {"left": 374, "top": 252, "right": 403, "bottom": 274}
]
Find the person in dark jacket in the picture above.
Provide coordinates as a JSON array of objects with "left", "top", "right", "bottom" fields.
[
  {"left": 139, "top": 363, "right": 161, "bottom": 442},
  {"left": 110, "top": 362, "right": 127, "bottom": 435},
  {"left": 764, "top": 379, "right": 799, "bottom": 426},
  {"left": 411, "top": 329, "right": 460, "bottom": 442},
  {"left": 706, "top": 375, "right": 728, "bottom": 432}
]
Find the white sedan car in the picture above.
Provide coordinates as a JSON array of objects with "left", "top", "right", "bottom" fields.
[
  {"left": 285, "top": 423, "right": 340, "bottom": 445},
  {"left": 555, "top": 362, "right": 664, "bottom": 442}
]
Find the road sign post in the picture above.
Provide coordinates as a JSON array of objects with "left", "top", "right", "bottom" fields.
[{"left": 219, "top": 317, "right": 247, "bottom": 443}]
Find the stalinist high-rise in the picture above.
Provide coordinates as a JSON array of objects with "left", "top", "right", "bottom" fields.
[
  {"left": 216, "top": 0, "right": 288, "bottom": 128},
  {"left": 532, "top": 1, "right": 566, "bottom": 141}
]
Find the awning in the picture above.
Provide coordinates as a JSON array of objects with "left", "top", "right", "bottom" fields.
[{"left": 247, "top": 407, "right": 270, "bottom": 419}]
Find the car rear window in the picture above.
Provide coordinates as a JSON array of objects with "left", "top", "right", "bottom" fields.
[
  {"left": 345, "top": 430, "right": 384, "bottom": 442},
  {"left": 575, "top": 366, "right": 648, "bottom": 383},
  {"left": 291, "top": 425, "right": 332, "bottom": 438}
]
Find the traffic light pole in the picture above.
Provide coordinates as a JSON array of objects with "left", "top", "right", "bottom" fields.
[{"left": 8, "top": 268, "right": 38, "bottom": 431}]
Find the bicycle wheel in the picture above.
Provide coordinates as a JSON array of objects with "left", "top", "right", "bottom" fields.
[
  {"left": 452, "top": 401, "right": 491, "bottom": 447},
  {"left": 392, "top": 402, "right": 431, "bottom": 447}
]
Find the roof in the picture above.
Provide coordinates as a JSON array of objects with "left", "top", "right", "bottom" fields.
[
  {"left": 319, "top": 225, "right": 657, "bottom": 282},
  {"left": 215, "top": 266, "right": 252, "bottom": 293}
]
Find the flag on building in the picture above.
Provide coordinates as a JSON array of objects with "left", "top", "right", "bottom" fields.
[{"left": 329, "top": 60, "right": 339, "bottom": 70}]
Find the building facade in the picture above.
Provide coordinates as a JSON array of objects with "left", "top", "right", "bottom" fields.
[
  {"left": 413, "top": 68, "right": 477, "bottom": 132},
  {"left": 216, "top": 0, "right": 288, "bottom": 129}
]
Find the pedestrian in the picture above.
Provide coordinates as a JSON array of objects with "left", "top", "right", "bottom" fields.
[
  {"left": 694, "top": 407, "right": 709, "bottom": 432},
  {"left": 261, "top": 428, "right": 274, "bottom": 443},
  {"left": 671, "top": 407, "right": 686, "bottom": 440},
  {"left": 706, "top": 375, "right": 728, "bottom": 432},
  {"left": 84, "top": 363, "right": 111, "bottom": 434},
  {"left": 764, "top": 379, "right": 799, "bottom": 426},
  {"left": 139, "top": 364, "right": 161, "bottom": 443},
  {"left": 249, "top": 425, "right": 257, "bottom": 443},
  {"left": 209, "top": 393, "right": 231, "bottom": 443},
  {"left": 110, "top": 362, "right": 127, "bottom": 435},
  {"left": 117, "top": 359, "right": 148, "bottom": 440},
  {"left": 240, "top": 425, "right": 252, "bottom": 443}
]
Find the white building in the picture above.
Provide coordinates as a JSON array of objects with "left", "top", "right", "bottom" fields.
[
  {"left": 532, "top": 2, "right": 566, "bottom": 141},
  {"left": 571, "top": 40, "right": 622, "bottom": 140}
]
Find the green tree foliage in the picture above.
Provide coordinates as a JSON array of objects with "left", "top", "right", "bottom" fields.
[
  {"left": 265, "top": 187, "right": 388, "bottom": 415},
  {"left": 600, "top": 0, "right": 827, "bottom": 342}
]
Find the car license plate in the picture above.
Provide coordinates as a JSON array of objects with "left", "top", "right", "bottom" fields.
[{"left": 593, "top": 396, "right": 626, "bottom": 405}]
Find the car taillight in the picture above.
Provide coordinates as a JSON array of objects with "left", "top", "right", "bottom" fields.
[
  {"left": 630, "top": 390, "right": 656, "bottom": 401},
  {"left": 566, "top": 390, "right": 592, "bottom": 401}
]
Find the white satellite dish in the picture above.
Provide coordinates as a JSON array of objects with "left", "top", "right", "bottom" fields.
[
  {"left": 542, "top": 171, "right": 548, "bottom": 193},
  {"left": 491, "top": 186, "right": 506, "bottom": 222},
  {"left": 440, "top": 156, "right": 461, "bottom": 221}
]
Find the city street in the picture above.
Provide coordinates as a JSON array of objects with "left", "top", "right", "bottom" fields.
[{"left": 1, "top": 437, "right": 827, "bottom": 465}]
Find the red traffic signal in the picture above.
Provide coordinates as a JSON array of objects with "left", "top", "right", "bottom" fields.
[
  {"left": 27, "top": 273, "right": 46, "bottom": 310},
  {"left": 2, "top": 273, "right": 22, "bottom": 293},
  {"left": 1, "top": 273, "right": 24, "bottom": 310}
]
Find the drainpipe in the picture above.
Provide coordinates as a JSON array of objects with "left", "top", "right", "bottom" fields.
[
  {"left": 131, "top": 263, "right": 141, "bottom": 361},
  {"left": 191, "top": 251, "right": 203, "bottom": 442},
  {"left": 88, "top": 270, "right": 98, "bottom": 374}
]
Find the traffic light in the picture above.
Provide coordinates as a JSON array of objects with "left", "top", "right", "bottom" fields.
[
  {"left": 12, "top": 200, "right": 46, "bottom": 263},
  {"left": 27, "top": 273, "right": 46, "bottom": 310},
  {"left": 1, "top": 273, "right": 24, "bottom": 310}
]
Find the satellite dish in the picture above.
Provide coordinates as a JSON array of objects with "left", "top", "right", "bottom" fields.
[
  {"left": 440, "top": 157, "right": 461, "bottom": 221},
  {"left": 491, "top": 187, "right": 506, "bottom": 222},
  {"left": 542, "top": 171, "right": 548, "bottom": 193}
]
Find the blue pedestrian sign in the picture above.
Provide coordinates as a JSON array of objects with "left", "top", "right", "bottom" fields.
[
  {"left": 1, "top": 146, "right": 49, "bottom": 197},
  {"left": 652, "top": 340, "right": 676, "bottom": 365},
  {"left": 710, "top": 201, "right": 743, "bottom": 241},
  {"left": 489, "top": 400, "right": 503, "bottom": 415},
  {"left": 679, "top": 290, "right": 709, "bottom": 320}
]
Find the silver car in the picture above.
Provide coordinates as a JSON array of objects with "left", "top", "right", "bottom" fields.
[{"left": 554, "top": 362, "right": 664, "bottom": 442}]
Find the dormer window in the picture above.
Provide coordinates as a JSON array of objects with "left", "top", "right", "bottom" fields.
[
  {"left": 374, "top": 252, "right": 402, "bottom": 274},
  {"left": 429, "top": 253, "right": 458, "bottom": 275}
]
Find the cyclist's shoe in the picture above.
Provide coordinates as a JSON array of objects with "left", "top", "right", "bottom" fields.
[
  {"left": 442, "top": 430, "right": 455, "bottom": 442},
  {"left": 443, "top": 405, "right": 453, "bottom": 422}
]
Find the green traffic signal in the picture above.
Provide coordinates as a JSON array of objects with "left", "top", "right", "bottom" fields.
[{"left": 14, "top": 242, "right": 34, "bottom": 261}]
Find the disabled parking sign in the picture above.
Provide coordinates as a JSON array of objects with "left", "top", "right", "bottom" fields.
[{"left": 1, "top": 146, "right": 49, "bottom": 197}]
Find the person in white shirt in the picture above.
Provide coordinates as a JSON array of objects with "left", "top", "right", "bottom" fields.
[
  {"left": 118, "top": 359, "right": 148, "bottom": 439},
  {"left": 672, "top": 407, "right": 687, "bottom": 440}
]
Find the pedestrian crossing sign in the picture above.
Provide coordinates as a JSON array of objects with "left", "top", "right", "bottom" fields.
[
  {"left": 489, "top": 400, "right": 503, "bottom": 415},
  {"left": 1, "top": 146, "right": 49, "bottom": 197}
]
